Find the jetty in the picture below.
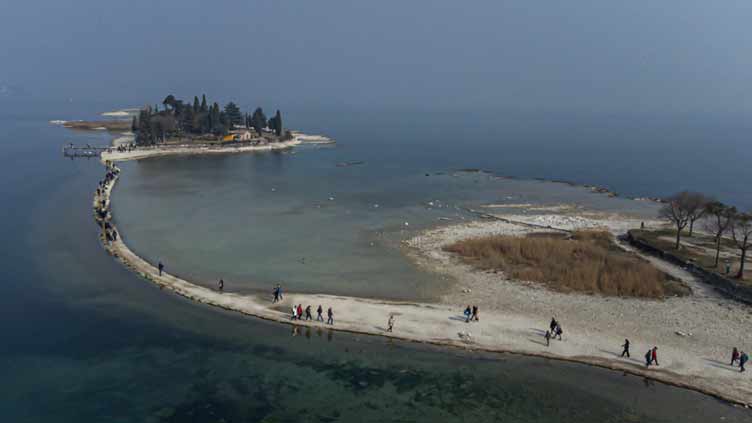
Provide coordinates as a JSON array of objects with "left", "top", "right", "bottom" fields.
[{"left": 63, "top": 143, "right": 110, "bottom": 158}]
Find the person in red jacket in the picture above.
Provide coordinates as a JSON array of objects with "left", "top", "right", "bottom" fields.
[
  {"left": 731, "top": 347, "right": 740, "bottom": 366},
  {"left": 651, "top": 346, "right": 659, "bottom": 366}
]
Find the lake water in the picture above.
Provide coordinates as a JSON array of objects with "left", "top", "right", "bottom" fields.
[
  {"left": 2, "top": 110, "right": 751, "bottom": 422},
  {"left": 114, "top": 145, "right": 659, "bottom": 301}
]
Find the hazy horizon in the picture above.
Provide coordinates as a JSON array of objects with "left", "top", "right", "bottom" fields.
[{"left": 2, "top": 0, "right": 751, "bottom": 117}]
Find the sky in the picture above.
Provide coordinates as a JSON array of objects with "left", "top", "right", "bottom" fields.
[{"left": 1, "top": 0, "right": 751, "bottom": 115}]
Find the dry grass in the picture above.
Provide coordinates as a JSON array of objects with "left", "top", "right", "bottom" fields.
[{"left": 444, "top": 230, "right": 688, "bottom": 298}]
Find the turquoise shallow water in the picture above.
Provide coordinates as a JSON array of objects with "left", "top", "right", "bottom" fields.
[
  {"left": 113, "top": 147, "right": 659, "bottom": 301},
  {"left": 1, "top": 114, "right": 751, "bottom": 422}
]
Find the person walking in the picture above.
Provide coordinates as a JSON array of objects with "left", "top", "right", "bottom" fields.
[
  {"left": 740, "top": 351, "right": 748, "bottom": 372},
  {"left": 550, "top": 317, "right": 558, "bottom": 334},
  {"left": 731, "top": 347, "right": 740, "bottom": 366},
  {"left": 276, "top": 284, "right": 283, "bottom": 301},
  {"left": 316, "top": 305, "right": 324, "bottom": 321},
  {"left": 544, "top": 330, "right": 551, "bottom": 347},
  {"left": 472, "top": 305, "right": 479, "bottom": 322},
  {"left": 645, "top": 349, "right": 652, "bottom": 367},
  {"left": 554, "top": 324, "right": 563, "bottom": 341},
  {"left": 387, "top": 315, "right": 395, "bottom": 333},
  {"left": 158, "top": 261, "right": 164, "bottom": 276},
  {"left": 651, "top": 346, "right": 659, "bottom": 366},
  {"left": 297, "top": 304, "right": 303, "bottom": 321},
  {"left": 464, "top": 306, "right": 472, "bottom": 323},
  {"left": 218, "top": 279, "right": 224, "bottom": 292},
  {"left": 305, "top": 305, "right": 312, "bottom": 321},
  {"left": 272, "top": 286, "right": 280, "bottom": 303},
  {"left": 621, "top": 339, "right": 630, "bottom": 358},
  {"left": 291, "top": 305, "right": 298, "bottom": 320},
  {"left": 327, "top": 307, "right": 334, "bottom": 325}
]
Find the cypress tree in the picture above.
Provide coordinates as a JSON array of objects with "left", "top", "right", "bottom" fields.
[
  {"left": 273, "top": 110, "right": 283, "bottom": 136},
  {"left": 193, "top": 96, "right": 200, "bottom": 113},
  {"left": 200, "top": 94, "right": 208, "bottom": 112},
  {"left": 251, "top": 107, "right": 267, "bottom": 133}
]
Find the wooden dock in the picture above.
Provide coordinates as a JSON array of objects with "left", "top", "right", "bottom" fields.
[{"left": 62, "top": 144, "right": 111, "bottom": 158}]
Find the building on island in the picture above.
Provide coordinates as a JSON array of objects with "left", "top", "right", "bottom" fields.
[{"left": 228, "top": 129, "right": 258, "bottom": 141}]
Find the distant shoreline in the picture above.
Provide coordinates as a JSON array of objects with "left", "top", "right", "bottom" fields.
[
  {"left": 90, "top": 148, "right": 752, "bottom": 409},
  {"left": 100, "top": 131, "right": 333, "bottom": 162}
]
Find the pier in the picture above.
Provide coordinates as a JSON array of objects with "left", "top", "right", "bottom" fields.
[{"left": 63, "top": 144, "right": 111, "bottom": 158}]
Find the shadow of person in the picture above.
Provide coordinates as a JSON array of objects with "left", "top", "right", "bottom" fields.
[
  {"left": 529, "top": 338, "right": 548, "bottom": 347},
  {"left": 703, "top": 358, "right": 739, "bottom": 373}
]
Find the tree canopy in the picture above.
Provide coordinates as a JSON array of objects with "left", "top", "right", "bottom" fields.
[{"left": 133, "top": 94, "right": 287, "bottom": 146}]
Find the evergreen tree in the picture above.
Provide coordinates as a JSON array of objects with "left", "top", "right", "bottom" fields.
[
  {"left": 210, "top": 103, "right": 222, "bottom": 134},
  {"left": 223, "top": 102, "right": 243, "bottom": 128},
  {"left": 193, "top": 96, "right": 200, "bottom": 113},
  {"left": 181, "top": 107, "right": 194, "bottom": 133},
  {"left": 200, "top": 94, "right": 208, "bottom": 112},
  {"left": 251, "top": 107, "right": 267, "bottom": 133},
  {"left": 136, "top": 108, "right": 153, "bottom": 145},
  {"left": 273, "top": 110, "right": 283, "bottom": 136},
  {"left": 131, "top": 116, "right": 138, "bottom": 132}
]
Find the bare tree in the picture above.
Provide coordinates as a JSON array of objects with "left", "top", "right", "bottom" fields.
[
  {"left": 731, "top": 211, "right": 752, "bottom": 279},
  {"left": 703, "top": 201, "right": 735, "bottom": 268},
  {"left": 685, "top": 192, "right": 711, "bottom": 236},
  {"left": 659, "top": 192, "right": 692, "bottom": 250}
]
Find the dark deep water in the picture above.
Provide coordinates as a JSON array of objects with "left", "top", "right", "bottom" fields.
[{"left": 1, "top": 106, "right": 751, "bottom": 422}]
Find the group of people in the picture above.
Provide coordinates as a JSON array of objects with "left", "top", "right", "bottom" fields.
[
  {"left": 644, "top": 346, "right": 660, "bottom": 367},
  {"left": 95, "top": 163, "right": 120, "bottom": 244},
  {"left": 290, "top": 303, "right": 335, "bottom": 325},
  {"left": 113, "top": 144, "right": 135, "bottom": 153},
  {"left": 463, "top": 305, "right": 480, "bottom": 322},
  {"left": 544, "top": 317, "right": 564, "bottom": 346},
  {"left": 731, "top": 347, "right": 749, "bottom": 372}
]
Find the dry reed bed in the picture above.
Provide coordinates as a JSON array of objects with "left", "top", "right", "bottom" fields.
[{"left": 444, "top": 231, "right": 689, "bottom": 298}]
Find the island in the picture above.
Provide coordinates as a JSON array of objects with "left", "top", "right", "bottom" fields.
[
  {"left": 58, "top": 94, "right": 333, "bottom": 160},
  {"left": 131, "top": 94, "right": 292, "bottom": 146}
]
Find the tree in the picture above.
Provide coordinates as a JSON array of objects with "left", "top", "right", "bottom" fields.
[
  {"left": 704, "top": 202, "right": 736, "bottom": 268},
  {"left": 659, "top": 191, "right": 693, "bottom": 249},
  {"left": 193, "top": 96, "right": 200, "bottom": 113},
  {"left": 223, "top": 102, "right": 243, "bottom": 128},
  {"left": 685, "top": 192, "right": 710, "bottom": 236},
  {"left": 730, "top": 211, "right": 752, "bottom": 279},
  {"left": 180, "top": 106, "right": 195, "bottom": 133},
  {"left": 251, "top": 107, "right": 267, "bottom": 134},
  {"left": 200, "top": 94, "right": 208, "bottom": 112},
  {"left": 272, "top": 110, "right": 283, "bottom": 136},
  {"left": 136, "top": 108, "right": 153, "bottom": 145},
  {"left": 131, "top": 116, "right": 138, "bottom": 132},
  {"left": 209, "top": 102, "right": 225, "bottom": 135}
]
